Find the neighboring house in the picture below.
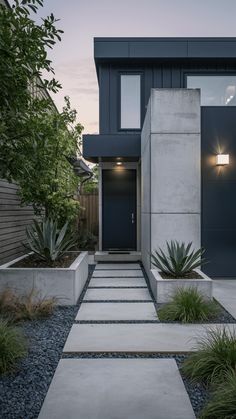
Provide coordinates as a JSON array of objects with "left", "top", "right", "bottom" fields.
[{"left": 83, "top": 37, "right": 236, "bottom": 278}]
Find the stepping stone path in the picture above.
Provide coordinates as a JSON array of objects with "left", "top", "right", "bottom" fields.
[{"left": 38, "top": 262, "right": 197, "bottom": 418}]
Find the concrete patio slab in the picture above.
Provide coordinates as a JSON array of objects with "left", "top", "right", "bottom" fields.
[
  {"left": 95, "top": 263, "right": 141, "bottom": 270},
  {"left": 213, "top": 279, "right": 236, "bottom": 319},
  {"left": 63, "top": 323, "right": 236, "bottom": 353},
  {"left": 76, "top": 302, "right": 158, "bottom": 321},
  {"left": 38, "top": 359, "right": 195, "bottom": 419},
  {"left": 92, "top": 270, "right": 144, "bottom": 278},
  {"left": 89, "top": 277, "right": 147, "bottom": 287},
  {"left": 84, "top": 288, "right": 151, "bottom": 301}
]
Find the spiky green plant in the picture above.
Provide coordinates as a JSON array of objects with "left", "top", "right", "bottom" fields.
[
  {"left": 200, "top": 371, "right": 236, "bottom": 419},
  {"left": 182, "top": 327, "right": 236, "bottom": 385},
  {"left": 158, "top": 288, "right": 219, "bottom": 323},
  {"left": 0, "top": 319, "right": 27, "bottom": 374},
  {"left": 151, "top": 241, "right": 206, "bottom": 278},
  {"left": 25, "top": 218, "right": 76, "bottom": 262}
]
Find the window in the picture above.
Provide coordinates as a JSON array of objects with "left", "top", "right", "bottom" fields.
[
  {"left": 120, "top": 74, "right": 141, "bottom": 129},
  {"left": 187, "top": 75, "right": 236, "bottom": 106}
]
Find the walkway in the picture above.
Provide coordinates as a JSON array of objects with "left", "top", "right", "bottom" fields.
[
  {"left": 38, "top": 262, "right": 196, "bottom": 419},
  {"left": 38, "top": 264, "right": 236, "bottom": 419}
]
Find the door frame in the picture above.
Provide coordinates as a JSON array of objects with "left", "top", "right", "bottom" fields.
[{"left": 99, "top": 162, "right": 140, "bottom": 251}]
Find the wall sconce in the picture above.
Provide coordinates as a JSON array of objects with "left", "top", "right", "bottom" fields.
[
  {"left": 116, "top": 162, "right": 123, "bottom": 166},
  {"left": 216, "top": 154, "right": 229, "bottom": 166}
]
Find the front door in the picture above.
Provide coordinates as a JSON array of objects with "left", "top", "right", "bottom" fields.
[{"left": 102, "top": 169, "right": 136, "bottom": 250}]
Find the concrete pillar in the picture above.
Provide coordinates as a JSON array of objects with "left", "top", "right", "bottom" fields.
[{"left": 141, "top": 89, "right": 201, "bottom": 288}]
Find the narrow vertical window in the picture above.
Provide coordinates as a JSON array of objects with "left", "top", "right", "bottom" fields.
[{"left": 120, "top": 74, "right": 141, "bottom": 129}]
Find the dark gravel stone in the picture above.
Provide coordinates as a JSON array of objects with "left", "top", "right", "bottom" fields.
[
  {"left": 0, "top": 265, "right": 95, "bottom": 419},
  {"left": 0, "top": 306, "right": 77, "bottom": 419}
]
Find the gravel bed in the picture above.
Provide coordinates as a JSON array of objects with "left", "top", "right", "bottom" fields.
[
  {"left": 0, "top": 265, "right": 95, "bottom": 419},
  {"left": 0, "top": 306, "right": 78, "bottom": 419}
]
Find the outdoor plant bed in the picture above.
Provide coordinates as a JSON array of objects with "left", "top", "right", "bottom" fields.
[
  {"left": 11, "top": 252, "right": 81, "bottom": 268},
  {"left": 157, "top": 300, "right": 236, "bottom": 324},
  {"left": 0, "top": 251, "right": 89, "bottom": 305},
  {"left": 0, "top": 305, "right": 78, "bottom": 419},
  {"left": 150, "top": 241, "right": 212, "bottom": 303},
  {"left": 150, "top": 269, "right": 212, "bottom": 303}
]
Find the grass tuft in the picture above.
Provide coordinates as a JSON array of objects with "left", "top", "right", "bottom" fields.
[
  {"left": 0, "top": 288, "right": 56, "bottom": 322},
  {"left": 158, "top": 287, "right": 219, "bottom": 323},
  {"left": 0, "top": 319, "right": 27, "bottom": 374},
  {"left": 200, "top": 371, "right": 236, "bottom": 418},
  {"left": 16, "top": 289, "right": 57, "bottom": 321},
  {"left": 182, "top": 327, "right": 236, "bottom": 385}
]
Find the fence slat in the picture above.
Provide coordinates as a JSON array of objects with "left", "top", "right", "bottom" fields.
[{"left": 79, "top": 194, "right": 98, "bottom": 235}]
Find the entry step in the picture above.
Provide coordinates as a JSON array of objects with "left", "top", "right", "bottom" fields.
[{"left": 95, "top": 251, "right": 141, "bottom": 262}]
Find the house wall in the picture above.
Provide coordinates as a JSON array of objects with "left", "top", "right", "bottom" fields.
[
  {"left": 0, "top": 180, "right": 35, "bottom": 265},
  {"left": 98, "top": 62, "right": 236, "bottom": 135},
  {"left": 201, "top": 107, "right": 236, "bottom": 277},
  {"left": 141, "top": 89, "right": 201, "bottom": 288}
]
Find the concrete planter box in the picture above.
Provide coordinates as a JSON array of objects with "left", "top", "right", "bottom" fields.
[
  {"left": 0, "top": 251, "right": 89, "bottom": 305},
  {"left": 150, "top": 269, "right": 213, "bottom": 303}
]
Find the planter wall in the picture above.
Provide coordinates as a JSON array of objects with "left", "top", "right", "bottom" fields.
[
  {"left": 0, "top": 251, "right": 89, "bottom": 305},
  {"left": 150, "top": 269, "right": 212, "bottom": 303}
]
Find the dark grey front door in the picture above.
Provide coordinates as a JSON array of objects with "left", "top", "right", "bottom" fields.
[{"left": 102, "top": 169, "right": 136, "bottom": 250}]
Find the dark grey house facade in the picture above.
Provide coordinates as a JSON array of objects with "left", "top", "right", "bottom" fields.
[{"left": 83, "top": 37, "right": 236, "bottom": 277}]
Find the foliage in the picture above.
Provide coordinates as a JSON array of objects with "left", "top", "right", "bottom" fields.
[
  {"left": 158, "top": 288, "right": 219, "bottom": 323},
  {"left": 81, "top": 165, "right": 99, "bottom": 194},
  {"left": 16, "top": 289, "right": 56, "bottom": 320},
  {"left": 77, "top": 230, "right": 98, "bottom": 250},
  {"left": 200, "top": 371, "right": 236, "bottom": 419},
  {"left": 0, "top": 288, "right": 56, "bottom": 322},
  {"left": 0, "top": 319, "right": 27, "bottom": 374},
  {"left": 182, "top": 327, "right": 236, "bottom": 385},
  {"left": 17, "top": 97, "right": 83, "bottom": 224},
  {"left": 25, "top": 218, "right": 76, "bottom": 262},
  {"left": 0, "top": 1, "right": 83, "bottom": 225},
  {"left": 151, "top": 241, "right": 206, "bottom": 278}
]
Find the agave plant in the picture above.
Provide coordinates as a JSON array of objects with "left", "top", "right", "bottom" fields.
[
  {"left": 25, "top": 219, "right": 76, "bottom": 262},
  {"left": 151, "top": 241, "right": 206, "bottom": 278}
]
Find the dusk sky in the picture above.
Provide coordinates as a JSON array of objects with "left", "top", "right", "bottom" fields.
[{"left": 37, "top": 0, "right": 236, "bottom": 134}]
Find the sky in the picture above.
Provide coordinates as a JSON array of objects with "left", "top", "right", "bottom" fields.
[{"left": 34, "top": 0, "right": 236, "bottom": 134}]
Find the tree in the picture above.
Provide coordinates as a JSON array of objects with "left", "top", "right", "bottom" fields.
[{"left": 0, "top": 0, "right": 84, "bottom": 225}]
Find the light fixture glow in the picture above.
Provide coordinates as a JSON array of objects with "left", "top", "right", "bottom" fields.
[
  {"left": 216, "top": 154, "right": 229, "bottom": 166},
  {"left": 116, "top": 162, "right": 122, "bottom": 166}
]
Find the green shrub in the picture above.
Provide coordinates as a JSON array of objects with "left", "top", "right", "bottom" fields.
[
  {"left": 151, "top": 241, "right": 206, "bottom": 278},
  {"left": 158, "top": 288, "right": 219, "bottom": 323},
  {"left": 25, "top": 218, "right": 76, "bottom": 262},
  {"left": 182, "top": 327, "right": 236, "bottom": 385},
  {"left": 200, "top": 371, "right": 236, "bottom": 418},
  {"left": 0, "top": 319, "right": 27, "bottom": 374}
]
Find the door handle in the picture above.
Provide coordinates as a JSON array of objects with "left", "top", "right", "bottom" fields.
[{"left": 131, "top": 213, "right": 135, "bottom": 224}]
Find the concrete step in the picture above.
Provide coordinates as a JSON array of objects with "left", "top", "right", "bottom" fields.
[
  {"left": 38, "top": 359, "right": 195, "bottom": 419},
  {"left": 84, "top": 287, "right": 151, "bottom": 301},
  {"left": 76, "top": 302, "right": 158, "bottom": 321},
  {"left": 95, "top": 251, "right": 141, "bottom": 262},
  {"left": 63, "top": 323, "right": 236, "bottom": 353},
  {"left": 89, "top": 277, "right": 147, "bottom": 287}
]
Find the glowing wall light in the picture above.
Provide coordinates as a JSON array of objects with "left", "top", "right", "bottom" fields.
[{"left": 216, "top": 154, "right": 229, "bottom": 166}]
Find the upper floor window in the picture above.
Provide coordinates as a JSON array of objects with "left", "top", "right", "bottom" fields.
[
  {"left": 187, "top": 75, "right": 236, "bottom": 106},
  {"left": 120, "top": 74, "right": 141, "bottom": 129}
]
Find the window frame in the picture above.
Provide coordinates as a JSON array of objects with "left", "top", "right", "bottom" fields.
[
  {"left": 184, "top": 71, "right": 236, "bottom": 107},
  {"left": 119, "top": 72, "right": 142, "bottom": 131}
]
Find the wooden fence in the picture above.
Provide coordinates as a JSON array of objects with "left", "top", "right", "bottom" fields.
[
  {"left": 0, "top": 180, "right": 35, "bottom": 265},
  {"left": 79, "top": 193, "right": 99, "bottom": 235}
]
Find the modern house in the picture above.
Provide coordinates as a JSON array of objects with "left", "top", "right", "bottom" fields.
[{"left": 83, "top": 37, "right": 236, "bottom": 278}]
